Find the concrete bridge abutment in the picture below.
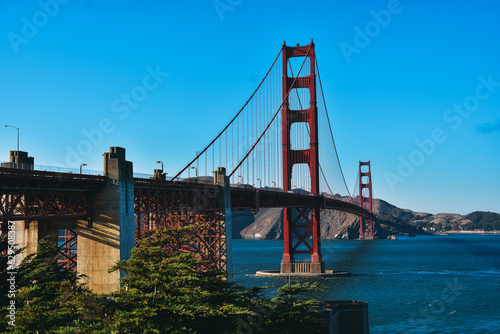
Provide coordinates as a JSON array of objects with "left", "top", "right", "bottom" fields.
[{"left": 77, "top": 147, "right": 135, "bottom": 293}]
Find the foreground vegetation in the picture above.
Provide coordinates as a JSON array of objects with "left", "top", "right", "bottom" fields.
[{"left": 1, "top": 227, "right": 325, "bottom": 333}]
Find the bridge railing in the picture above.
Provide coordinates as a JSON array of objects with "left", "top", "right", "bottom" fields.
[
  {"left": 0, "top": 161, "right": 104, "bottom": 175},
  {"left": 0, "top": 166, "right": 106, "bottom": 190},
  {"left": 34, "top": 164, "right": 104, "bottom": 175},
  {"left": 0, "top": 161, "right": 160, "bottom": 180},
  {"left": 133, "top": 172, "right": 154, "bottom": 179}
]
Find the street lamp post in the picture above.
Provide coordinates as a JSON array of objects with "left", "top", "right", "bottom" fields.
[
  {"left": 80, "top": 163, "right": 87, "bottom": 174},
  {"left": 195, "top": 152, "right": 200, "bottom": 181},
  {"left": 156, "top": 161, "right": 164, "bottom": 173},
  {"left": 4, "top": 125, "right": 19, "bottom": 167},
  {"left": 257, "top": 178, "right": 262, "bottom": 189},
  {"left": 155, "top": 161, "right": 166, "bottom": 180},
  {"left": 191, "top": 166, "right": 198, "bottom": 181}
]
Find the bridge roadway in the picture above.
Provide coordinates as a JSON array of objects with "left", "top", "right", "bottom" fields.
[
  {"left": 1, "top": 164, "right": 372, "bottom": 293},
  {"left": 1, "top": 167, "right": 372, "bottom": 222}
]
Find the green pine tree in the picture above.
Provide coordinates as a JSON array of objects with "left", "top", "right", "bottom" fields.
[
  {"left": 103, "top": 226, "right": 255, "bottom": 333},
  {"left": 254, "top": 283, "right": 325, "bottom": 334},
  {"left": 3, "top": 237, "right": 92, "bottom": 334},
  {"left": 81, "top": 225, "right": 325, "bottom": 333}
]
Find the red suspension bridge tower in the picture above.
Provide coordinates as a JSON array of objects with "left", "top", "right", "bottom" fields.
[
  {"left": 280, "top": 41, "right": 324, "bottom": 273},
  {"left": 359, "top": 161, "right": 374, "bottom": 239}
]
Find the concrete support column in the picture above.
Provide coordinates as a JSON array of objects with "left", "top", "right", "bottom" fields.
[
  {"left": 214, "top": 167, "right": 233, "bottom": 274},
  {"left": 14, "top": 221, "right": 39, "bottom": 266},
  {"left": 14, "top": 220, "right": 65, "bottom": 266},
  {"left": 77, "top": 147, "right": 134, "bottom": 293}
]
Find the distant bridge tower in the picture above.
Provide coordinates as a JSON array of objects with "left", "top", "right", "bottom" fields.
[
  {"left": 280, "top": 41, "right": 324, "bottom": 273},
  {"left": 359, "top": 161, "right": 373, "bottom": 239}
]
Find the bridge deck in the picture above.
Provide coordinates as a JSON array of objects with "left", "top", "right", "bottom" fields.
[
  {"left": 230, "top": 187, "right": 372, "bottom": 217},
  {"left": 0, "top": 167, "right": 105, "bottom": 191},
  {"left": 0, "top": 170, "right": 372, "bottom": 221},
  {"left": 134, "top": 178, "right": 371, "bottom": 217}
]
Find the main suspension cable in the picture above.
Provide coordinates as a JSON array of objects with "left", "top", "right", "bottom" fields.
[
  {"left": 170, "top": 48, "right": 283, "bottom": 181},
  {"left": 229, "top": 44, "right": 313, "bottom": 178}
]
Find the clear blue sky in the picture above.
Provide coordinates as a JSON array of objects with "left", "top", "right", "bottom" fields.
[{"left": 1, "top": 0, "right": 499, "bottom": 215}]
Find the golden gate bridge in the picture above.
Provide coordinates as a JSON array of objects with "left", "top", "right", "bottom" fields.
[{"left": 1, "top": 41, "right": 374, "bottom": 292}]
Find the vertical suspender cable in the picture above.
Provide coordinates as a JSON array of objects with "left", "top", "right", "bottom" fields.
[
  {"left": 230, "top": 44, "right": 312, "bottom": 178},
  {"left": 170, "top": 49, "right": 282, "bottom": 181},
  {"left": 315, "top": 57, "right": 354, "bottom": 201}
]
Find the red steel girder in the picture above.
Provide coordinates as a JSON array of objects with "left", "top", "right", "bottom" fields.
[
  {"left": 1, "top": 168, "right": 101, "bottom": 228},
  {"left": 58, "top": 229, "right": 77, "bottom": 272},
  {"left": 133, "top": 180, "right": 226, "bottom": 271},
  {"left": 291, "top": 208, "right": 313, "bottom": 254},
  {"left": 0, "top": 189, "right": 92, "bottom": 222}
]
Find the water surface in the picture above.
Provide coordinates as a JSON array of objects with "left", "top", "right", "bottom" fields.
[{"left": 232, "top": 235, "right": 500, "bottom": 333}]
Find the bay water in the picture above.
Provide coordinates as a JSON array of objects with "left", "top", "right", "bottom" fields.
[{"left": 232, "top": 234, "right": 500, "bottom": 333}]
